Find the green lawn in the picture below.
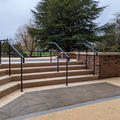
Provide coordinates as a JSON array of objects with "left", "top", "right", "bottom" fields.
[{"left": 24, "top": 51, "right": 58, "bottom": 57}]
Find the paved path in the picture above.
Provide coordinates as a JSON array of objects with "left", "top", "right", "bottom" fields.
[
  {"left": 1, "top": 82, "right": 120, "bottom": 120},
  {"left": 1, "top": 57, "right": 60, "bottom": 63},
  {"left": 26, "top": 97, "right": 120, "bottom": 120},
  {"left": 0, "top": 57, "right": 74, "bottom": 64}
]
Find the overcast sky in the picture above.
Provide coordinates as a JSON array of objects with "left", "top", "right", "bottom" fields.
[{"left": 0, "top": 0, "right": 120, "bottom": 39}]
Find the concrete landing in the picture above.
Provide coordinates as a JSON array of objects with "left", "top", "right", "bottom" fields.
[
  {"left": 1, "top": 82, "right": 120, "bottom": 120},
  {"left": 1, "top": 57, "right": 72, "bottom": 64},
  {"left": 25, "top": 97, "right": 120, "bottom": 120}
]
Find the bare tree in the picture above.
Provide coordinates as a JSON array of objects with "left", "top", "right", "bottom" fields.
[{"left": 15, "top": 22, "right": 38, "bottom": 57}]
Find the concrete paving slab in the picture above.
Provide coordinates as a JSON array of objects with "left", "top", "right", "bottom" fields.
[
  {"left": 0, "top": 57, "right": 73, "bottom": 64},
  {"left": 25, "top": 97, "right": 120, "bottom": 120},
  {"left": 0, "top": 82, "right": 120, "bottom": 120}
]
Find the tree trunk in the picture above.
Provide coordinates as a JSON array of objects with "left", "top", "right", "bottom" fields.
[{"left": 30, "top": 51, "right": 33, "bottom": 57}]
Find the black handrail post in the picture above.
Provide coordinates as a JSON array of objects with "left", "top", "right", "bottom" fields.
[
  {"left": 78, "top": 49, "right": 80, "bottom": 62},
  {"left": 50, "top": 49, "right": 52, "bottom": 62},
  {"left": 9, "top": 44, "right": 11, "bottom": 76},
  {"left": 76, "top": 43, "right": 98, "bottom": 75},
  {"left": 0, "top": 41, "right": 1, "bottom": 64},
  {"left": 0, "top": 39, "right": 25, "bottom": 92},
  {"left": 21, "top": 57, "right": 23, "bottom": 92},
  {"left": 57, "top": 55, "right": 59, "bottom": 72},
  {"left": 94, "top": 52, "right": 96, "bottom": 75},
  {"left": 23, "top": 58, "right": 25, "bottom": 63},
  {"left": 85, "top": 47, "right": 88, "bottom": 69},
  {"left": 66, "top": 59, "right": 69, "bottom": 86},
  {"left": 48, "top": 42, "right": 70, "bottom": 86}
]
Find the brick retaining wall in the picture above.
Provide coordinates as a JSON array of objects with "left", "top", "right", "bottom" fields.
[{"left": 61, "top": 52, "right": 120, "bottom": 79}]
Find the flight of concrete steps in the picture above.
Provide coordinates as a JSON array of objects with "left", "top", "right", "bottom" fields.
[{"left": 0, "top": 61, "right": 98, "bottom": 98}]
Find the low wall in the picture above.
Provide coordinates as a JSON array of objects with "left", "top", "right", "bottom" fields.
[
  {"left": 98, "top": 53, "right": 120, "bottom": 79},
  {"left": 76, "top": 53, "right": 100, "bottom": 76},
  {"left": 61, "top": 52, "right": 120, "bottom": 79},
  {"left": 61, "top": 52, "right": 76, "bottom": 59}
]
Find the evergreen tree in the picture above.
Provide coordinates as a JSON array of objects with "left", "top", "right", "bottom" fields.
[
  {"left": 96, "top": 13, "right": 120, "bottom": 52},
  {"left": 29, "top": 0, "right": 104, "bottom": 51}
]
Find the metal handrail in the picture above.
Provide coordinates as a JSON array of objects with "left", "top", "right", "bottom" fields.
[
  {"left": 48, "top": 42, "right": 70, "bottom": 86},
  {"left": 0, "top": 39, "right": 24, "bottom": 92},
  {"left": 8, "top": 41, "right": 24, "bottom": 59},
  {"left": 49, "top": 42, "right": 70, "bottom": 60},
  {"left": 77, "top": 43, "right": 98, "bottom": 55},
  {"left": 76, "top": 43, "right": 98, "bottom": 75},
  {"left": 0, "top": 39, "right": 24, "bottom": 59}
]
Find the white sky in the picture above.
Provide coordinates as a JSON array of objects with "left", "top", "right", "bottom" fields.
[
  {"left": 97, "top": 0, "right": 120, "bottom": 25},
  {"left": 0, "top": 0, "right": 120, "bottom": 39}
]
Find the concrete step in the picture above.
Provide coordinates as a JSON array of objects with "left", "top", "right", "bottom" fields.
[
  {"left": 22, "top": 75, "right": 99, "bottom": 88},
  {"left": 5, "top": 65, "right": 86, "bottom": 74},
  {"left": 0, "top": 61, "right": 99, "bottom": 98},
  {"left": 0, "top": 75, "right": 98, "bottom": 98},
  {"left": 0, "top": 69, "right": 8, "bottom": 77},
  {"left": 0, "top": 76, "right": 11, "bottom": 86},
  {"left": 0, "top": 81, "right": 18, "bottom": 98},
  {"left": 11, "top": 69, "right": 93, "bottom": 81},
  {"left": 0, "top": 61, "right": 80, "bottom": 69}
]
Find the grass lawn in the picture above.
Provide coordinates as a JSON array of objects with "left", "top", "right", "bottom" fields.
[{"left": 24, "top": 51, "right": 58, "bottom": 57}]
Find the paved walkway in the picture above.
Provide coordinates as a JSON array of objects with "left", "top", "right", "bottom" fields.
[
  {"left": 26, "top": 97, "right": 120, "bottom": 120},
  {"left": 1, "top": 57, "right": 58, "bottom": 63},
  {"left": 24, "top": 77, "right": 120, "bottom": 120},
  {"left": 0, "top": 57, "right": 75, "bottom": 64},
  {"left": 0, "top": 77, "right": 120, "bottom": 120},
  {"left": 1, "top": 82, "right": 120, "bottom": 120}
]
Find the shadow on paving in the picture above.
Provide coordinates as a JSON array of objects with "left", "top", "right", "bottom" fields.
[{"left": 1, "top": 82, "right": 120, "bottom": 120}]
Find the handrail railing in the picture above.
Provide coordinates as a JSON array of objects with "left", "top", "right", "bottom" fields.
[
  {"left": 8, "top": 41, "right": 25, "bottom": 59},
  {"left": 76, "top": 43, "right": 98, "bottom": 75},
  {"left": 0, "top": 39, "right": 25, "bottom": 92},
  {"left": 77, "top": 43, "right": 98, "bottom": 55},
  {"left": 49, "top": 42, "right": 70, "bottom": 59},
  {"left": 48, "top": 42, "right": 70, "bottom": 86}
]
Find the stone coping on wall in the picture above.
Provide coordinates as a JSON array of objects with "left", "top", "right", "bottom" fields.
[{"left": 75, "top": 52, "right": 120, "bottom": 56}]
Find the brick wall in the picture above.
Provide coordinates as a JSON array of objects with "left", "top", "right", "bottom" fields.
[
  {"left": 77, "top": 53, "right": 120, "bottom": 79},
  {"left": 61, "top": 52, "right": 120, "bottom": 79},
  {"left": 99, "top": 54, "right": 120, "bottom": 78},
  {"left": 61, "top": 52, "right": 76, "bottom": 59},
  {"left": 76, "top": 53, "right": 100, "bottom": 76}
]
